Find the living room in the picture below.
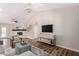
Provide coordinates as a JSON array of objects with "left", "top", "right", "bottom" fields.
[{"left": 0, "top": 2, "right": 79, "bottom": 56}]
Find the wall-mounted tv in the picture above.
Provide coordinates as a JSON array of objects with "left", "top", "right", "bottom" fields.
[{"left": 42, "top": 24, "right": 53, "bottom": 33}]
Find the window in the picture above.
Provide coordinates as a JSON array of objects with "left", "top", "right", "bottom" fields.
[{"left": 1, "top": 27, "right": 6, "bottom": 37}]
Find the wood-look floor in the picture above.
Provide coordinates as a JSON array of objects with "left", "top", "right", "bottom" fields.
[{"left": 23, "top": 38, "right": 79, "bottom": 56}]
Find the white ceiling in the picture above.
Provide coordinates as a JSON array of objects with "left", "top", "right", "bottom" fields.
[{"left": 0, "top": 3, "right": 78, "bottom": 24}]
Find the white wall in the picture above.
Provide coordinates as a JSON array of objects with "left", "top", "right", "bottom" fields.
[
  {"left": 54, "top": 5, "right": 79, "bottom": 52},
  {"left": 26, "top": 11, "right": 56, "bottom": 37},
  {"left": 26, "top": 5, "right": 79, "bottom": 52}
]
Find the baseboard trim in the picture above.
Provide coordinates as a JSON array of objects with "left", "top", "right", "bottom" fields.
[{"left": 56, "top": 45, "right": 79, "bottom": 52}]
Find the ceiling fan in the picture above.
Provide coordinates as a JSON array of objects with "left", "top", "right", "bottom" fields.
[
  {"left": 11, "top": 16, "right": 20, "bottom": 23},
  {"left": 11, "top": 3, "right": 32, "bottom": 23}
]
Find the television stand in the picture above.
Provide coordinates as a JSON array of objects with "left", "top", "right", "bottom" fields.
[{"left": 38, "top": 33, "right": 56, "bottom": 45}]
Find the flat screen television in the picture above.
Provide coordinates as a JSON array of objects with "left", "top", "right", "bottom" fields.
[
  {"left": 42, "top": 24, "right": 53, "bottom": 33},
  {"left": 17, "top": 32, "right": 23, "bottom": 35}
]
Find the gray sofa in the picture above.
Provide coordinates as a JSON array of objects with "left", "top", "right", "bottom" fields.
[
  {"left": 15, "top": 43, "right": 49, "bottom": 56},
  {"left": 4, "top": 43, "right": 49, "bottom": 56},
  {"left": 18, "top": 45, "right": 49, "bottom": 56}
]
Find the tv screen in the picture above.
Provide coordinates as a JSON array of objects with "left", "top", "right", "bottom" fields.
[
  {"left": 42, "top": 24, "right": 53, "bottom": 32},
  {"left": 17, "top": 32, "right": 23, "bottom": 35}
]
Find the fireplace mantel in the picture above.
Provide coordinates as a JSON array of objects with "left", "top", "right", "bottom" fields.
[{"left": 12, "top": 29, "right": 26, "bottom": 31}]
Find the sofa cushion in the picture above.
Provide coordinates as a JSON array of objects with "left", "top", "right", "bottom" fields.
[
  {"left": 18, "top": 51, "right": 36, "bottom": 56},
  {"left": 4, "top": 47, "right": 16, "bottom": 56}
]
